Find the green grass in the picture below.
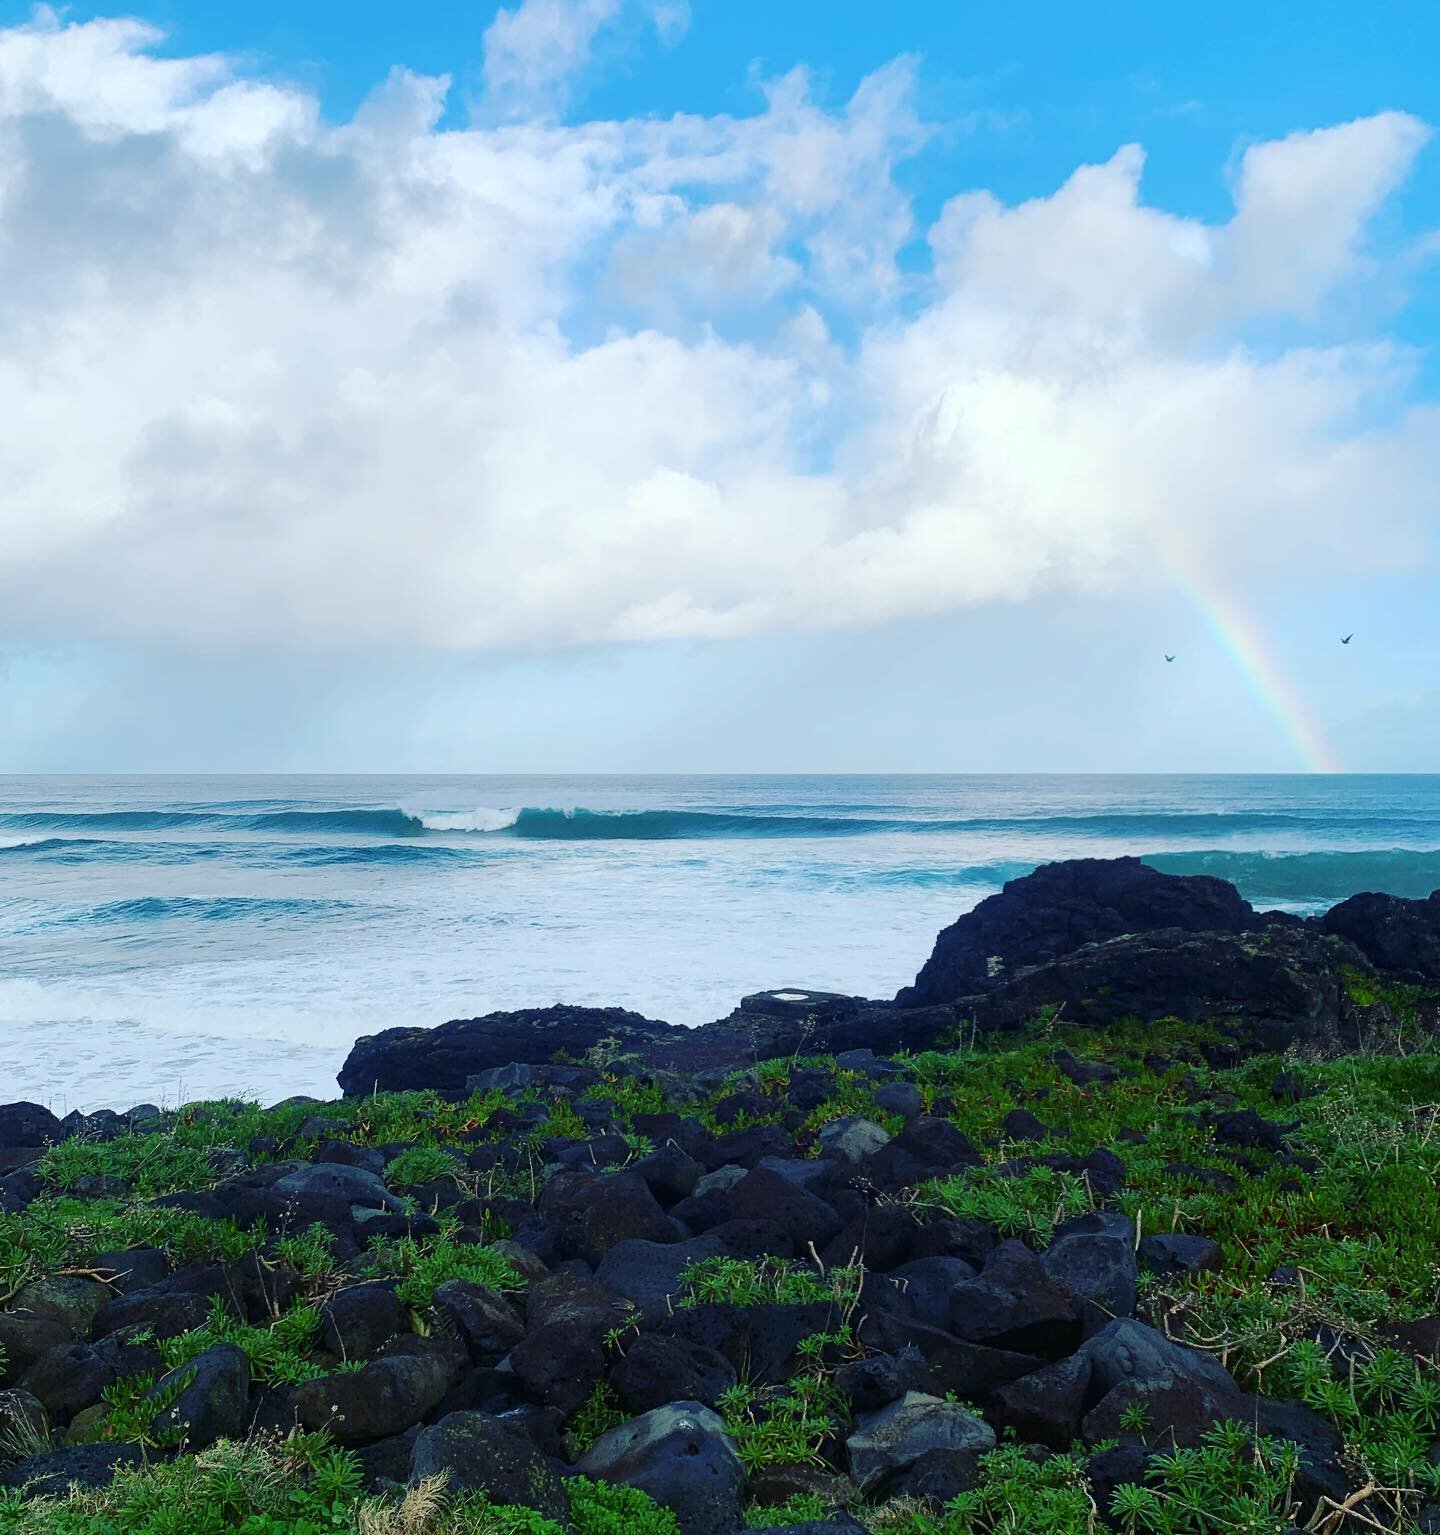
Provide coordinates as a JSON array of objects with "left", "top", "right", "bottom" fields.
[
  {"left": 798, "top": 1069, "right": 906, "bottom": 1138},
  {"left": 2, "top": 1016, "right": 1437, "bottom": 1535},
  {"left": 678, "top": 1255, "right": 862, "bottom": 1311},
  {"left": 35, "top": 1136, "right": 226, "bottom": 1201},
  {"left": 0, "top": 1200, "right": 264, "bottom": 1305},
  {"left": 0, "top": 1437, "right": 679, "bottom": 1535},
  {"left": 156, "top": 1294, "right": 327, "bottom": 1387},
  {"left": 717, "top": 1330, "right": 854, "bottom": 1473},
  {"left": 746, "top": 1492, "right": 830, "bottom": 1527},
  {"left": 567, "top": 1382, "right": 626, "bottom": 1455},
  {"left": 927, "top": 1164, "right": 1094, "bottom": 1242},
  {"left": 382, "top": 1145, "right": 464, "bottom": 1189},
  {"left": 360, "top": 1226, "right": 522, "bottom": 1310}
]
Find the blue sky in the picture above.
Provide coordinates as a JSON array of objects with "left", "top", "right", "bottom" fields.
[{"left": 0, "top": 0, "right": 1436, "bottom": 771}]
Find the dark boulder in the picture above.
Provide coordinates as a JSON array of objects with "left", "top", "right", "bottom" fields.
[
  {"left": 338, "top": 1000, "right": 956, "bottom": 1097},
  {"left": 857, "top": 1313, "right": 1044, "bottom": 1404},
  {"left": 883, "top": 1258, "right": 978, "bottom": 1332},
  {"left": 872, "top": 1082, "right": 922, "bottom": 1119},
  {"left": 0, "top": 1103, "right": 64, "bottom": 1148},
  {"left": 320, "top": 1282, "right": 407, "bottom": 1362},
  {"left": 899, "top": 857, "right": 1267, "bottom": 1005},
  {"left": 0, "top": 1315, "right": 71, "bottom": 1385},
  {"left": 294, "top": 1354, "right": 451, "bottom": 1443},
  {"left": 411, "top": 1411, "right": 569, "bottom": 1519},
  {"left": 20, "top": 1342, "right": 116, "bottom": 1422},
  {"left": 1213, "top": 1109, "right": 1291, "bottom": 1153},
  {"left": 146, "top": 1342, "right": 249, "bottom": 1448},
  {"left": 947, "top": 1241, "right": 1081, "bottom": 1358},
  {"left": 834, "top": 1350, "right": 931, "bottom": 1415},
  {"left": 726, "top": 1166, "right": 840, "bottom": 1249},
  {"left": 90, "top": 1247, "right": 170, "bottom": 1296},
  {"left": 889, "top": 1446, "right": 984, "bottom": 1503},
  {"left": 339, "top": 1006, "right": 679, "bottom": 1096},
  {"left": 581, "top": 1171, "right": 686, "bottom": 1264},
  {"left": 431, "top": 1282, "right": 524, "bottom": 1363},
  {"left": 0, "top": 1443, "right": 145, "bottom": 1496},
  {"left": 992, "top": 1318, "right": 1241, "bottom": 1450},
  {"left": 1039, "top": 1212, "right": 1138, "bottom": 1324},
  {"left": 609, "top": 1333, "right": 737, "bottom": 1413},
  {"left": 1087, "top": 1443, "right": 1159, "bottom": 1518},
  {"left": 1322, "top": 889, "right": 1440, "bottom": 982},
  {"left": 629, "top": 1144, "right": 705, "bottom": 1206},
  {"left": 1247, "top": 1394, "right": 1350, "bottom": 1510},
  {"left": 1138, "top": 1234, "right": 1223, "bottom": 1279},
  {"left": 596, "top": 1237, "right": 725, "bottom": 1324},
  {"left": 270, "top": 1162, "right": 402, "bottom": 1216},
  {"left": 963, "top": 926, "right": 1359, "bottom": 1038},
  {"left": 92, "top": 1287, "right": 212, "bottom": 1344},
  {"left": 10, "top": 1276, "right": 109, "bottom": 1335},
  {"left": 676, "top": 1003, "right": 956, "bottom": 1073},
  {"left": 1053, "top": 1050, "right": 1119, "bottom": 1087},
  {"left": 819, "top": 1206, "right": 926, "bottom": 1272},
  {"left": 577, "top": 1401, "right": 745, "bottom": 1535},
  {"left": 1377, "top": 1314, "right": 1440, "bottom": 1361},
  {"left": 509, "top": 1324, "right": 608, "bottom": 1417},
  {"left": 1001, "top": 1109, "right": 1050, "bottom": 1142}
]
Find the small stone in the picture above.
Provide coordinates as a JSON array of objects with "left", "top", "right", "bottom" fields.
[
  {"left": 816, "top": 1117, "right": 893, "bottom": 1164},
  {"left": 845, "top": 1391, "right": 995, "bottom": 1494}
]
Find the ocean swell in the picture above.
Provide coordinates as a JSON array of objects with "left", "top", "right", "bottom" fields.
[
  {"left": 29, "top": 895, "right": 364, "bottom": 928},
  {"left": 7, "top": 803, "right": 1439, "bottom": 845},
  {"left": 0, "top": 808, "right": 426, "bottom": 836},
  {"left": 1143, "top": 848, "right": 1440, "bottom": 903}
]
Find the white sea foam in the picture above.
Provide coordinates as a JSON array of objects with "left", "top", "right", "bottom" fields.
[{"left": 416, "top": 806, "right": 523, "bottom": 833}]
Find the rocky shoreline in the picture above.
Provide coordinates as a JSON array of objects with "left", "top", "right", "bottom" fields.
[
  {"left": 339, "top": 856, "right": 1440, "bottom": 1096},
  {"left": 1, "top": 857, "right": 1438, "bottom": 1534}
]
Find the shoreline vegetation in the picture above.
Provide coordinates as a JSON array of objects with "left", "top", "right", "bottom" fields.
[{"left": 1, "top": 858, "right": 1438, "bottom": 1534}]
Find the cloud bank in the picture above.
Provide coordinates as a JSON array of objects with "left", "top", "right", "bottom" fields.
[{"left": 0, "top": 4, "right": 1435, "bottom": 653}]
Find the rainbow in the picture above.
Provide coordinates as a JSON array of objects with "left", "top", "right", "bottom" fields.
[{"left": 1171, "top": 559, "right": 1340, "bottom": 774}]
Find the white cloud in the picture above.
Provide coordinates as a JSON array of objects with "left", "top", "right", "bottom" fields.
[
  {"left": 0, "top": 11, "right": 1434, "bottom": 654},
  {"left": 481, "top": 0, "right": 687, "bottom": 120}
]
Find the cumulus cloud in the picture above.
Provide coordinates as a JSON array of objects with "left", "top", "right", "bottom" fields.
[
  {"left": 0, "top": 10, "right": 1434, "bottom": 654},
  {"left": 481, "top": 0, "right": 688, "bottom": 120}
]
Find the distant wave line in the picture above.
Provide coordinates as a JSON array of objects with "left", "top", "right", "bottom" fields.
[{"left": 5, "top": 804, "right": 1440, "bottom": 844}]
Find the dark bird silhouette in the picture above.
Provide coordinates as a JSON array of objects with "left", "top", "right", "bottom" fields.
[
  {"left": 1341, "top": 634, "right": 1353, "bottom": 645},
  {"left": 1164, "top": 654, "right": 1175, "bottom": 663}
]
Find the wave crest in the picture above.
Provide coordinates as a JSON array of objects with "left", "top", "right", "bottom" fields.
[{"left": 418, "top": 807, "right": 522, "bottom": 833}]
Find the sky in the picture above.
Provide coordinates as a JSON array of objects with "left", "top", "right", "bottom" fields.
[{"left": 0, "top": 0, "right": 1436, "bottom": 773}]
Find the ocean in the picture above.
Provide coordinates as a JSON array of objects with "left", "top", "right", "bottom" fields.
[{"left": 3, "top": 774, "right": 1439, "bottom": 1111}]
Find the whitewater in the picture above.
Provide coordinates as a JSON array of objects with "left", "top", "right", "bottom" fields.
[{"left": 3, "top": 774, "right": 1439, "bottom": 1109}]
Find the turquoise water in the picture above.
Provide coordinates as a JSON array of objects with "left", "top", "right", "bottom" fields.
[{"left": 3, "top": 774, "right": 1439, "bottom": 1109}]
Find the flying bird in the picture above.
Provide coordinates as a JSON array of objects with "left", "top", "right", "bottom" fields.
[
  {"left": 1341, "top": 634, "right": 1353, "bottom": 645},
  {"left": 1164, "top": 654, "right": 1175, "bottom": 663}
]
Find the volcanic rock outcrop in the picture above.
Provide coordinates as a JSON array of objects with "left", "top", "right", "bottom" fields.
[{"left": 338, "top": 857, "right": 1440, "bottom": 1095}]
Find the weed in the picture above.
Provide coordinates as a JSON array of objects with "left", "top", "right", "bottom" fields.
[
  {"left": 157, "top": 1293, "right": 326, "bottom": 1386},
  {"left": 384, "top": 1146, "right": 465, "bottom": 1189},
  {"left": 679, "top": 1256, "right": 861, "bottom": 1311},
  {"left": 361, "top": 1229, "right": 522, "bottom": 1310}
]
